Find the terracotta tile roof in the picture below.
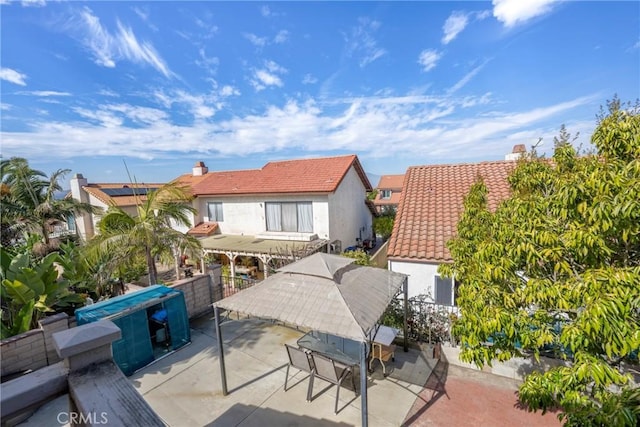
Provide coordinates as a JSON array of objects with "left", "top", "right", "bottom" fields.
[
  {"left": 373, "top": 174, "right": 405, "bottom": 207},
  {"left": 387, "top": 161, "right": 515, "bottom": 263},
  {"left": 189, "top": 155, "right": 372, "bottom": 196},
  {"left": 82, "top": 183, "right": 165, "bottom": 207},
  {"left": 187, "top": 222, "right": 219, "bottom": 236},
  {"left": 171, "top": 173, "right": 210, "bottom": 196},
  {"left": 376, "top": 174, "right": 405, "bottom": 190}
]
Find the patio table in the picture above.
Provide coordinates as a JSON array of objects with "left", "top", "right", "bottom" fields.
[{"left": 297, "top": 331, "right": 360, "bottom": 367}]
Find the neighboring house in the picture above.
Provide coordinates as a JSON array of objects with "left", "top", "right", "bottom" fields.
[
  {"left": 69, "top": 174, "right": 166, "bottom": 240},
  {"left": 173, "top": 155, "right": 375, "bottom": 277},
  {"left": 372, "top": 174, "right": 404, "bottom": 214},
  {"left": 386, "top": 160, "right": 516, "bottom": 305}
]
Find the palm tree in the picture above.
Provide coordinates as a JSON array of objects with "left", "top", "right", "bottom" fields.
[
  {"left": 0, "top": 157, "right": 97, "bottom": 251},
  {"left": 91, "top": 182, "right": 202, "bottom": 286}
]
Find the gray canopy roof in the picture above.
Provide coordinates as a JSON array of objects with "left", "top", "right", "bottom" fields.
[{"left": 214, "top": 252, "right": 407, "bottom": 342}]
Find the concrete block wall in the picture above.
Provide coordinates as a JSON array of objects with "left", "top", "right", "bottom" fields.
[
  {"left": 169, "top": 267, "right": 221, "bottom": 319},
  {"left": 1, "top": 330, "right": 47, "bottom": 378},
  {"left": 38, "top": 313, "right": 70, "bottom": 366},
  {"left": 1, "top": 313, "right": 71, "bottom": 378},
  {"left": 441, "top": 344, "right": 569, "bottom": 381}
]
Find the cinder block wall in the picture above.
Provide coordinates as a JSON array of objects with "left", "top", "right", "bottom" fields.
[
  {"left": 0, "top": 313, "right": 70, "bottom": 378},
  {"left": 1, "top": 268, "right": 223, "bottom": 378},
  {"left": 168, "top": 265, "right": 222, "bottom": 319}
]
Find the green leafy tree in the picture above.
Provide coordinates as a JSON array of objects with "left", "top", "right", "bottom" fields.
[
  {"left": 440, "top": 98, "right": 640, "bottom": 426},
  {"left": 90, "top": 183, "right": 202, "bottom": 286},
  {"left": 373, "top": 209, "right": 395, "bottom": 239},
  {"left": 0, "top": 157, "right": 97, "bottom": 252},
  {"left": 341, "top": 249, "right": 373, "bottom": 266},
  {"left": 0, "top": 247, "right": 84, "bottom": 338}
]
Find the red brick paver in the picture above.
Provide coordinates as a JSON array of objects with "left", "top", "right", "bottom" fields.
[{"left": 404, "top": 364, "right": 562, "bottom": 427}]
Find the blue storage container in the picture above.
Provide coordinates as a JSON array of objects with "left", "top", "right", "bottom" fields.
[{"left": 75, "top": 285, "right": 191, "bottom": 376}]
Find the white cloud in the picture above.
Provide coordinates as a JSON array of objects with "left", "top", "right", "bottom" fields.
[
  {"left": 264, "top": 60, "right": 287, "bottom": 74},
  {"left": 21, "top": 0, "right": 46, "bottom": 7},
  {"left": 261, "top": 6, "right": 271, "bottom": 17},
  {"left": 115, "top": 21, "right": 172, "bottom": 77},
  {"left": 493, "top": 0, "right": 558, "bottom": 28},
  {"left": 1, "top": 103, "right": 12, "bottom": 111},
  {"left": 345, "top": 17, "right": 387, "bottom": 67},
  {"left": 0, "top": 92, "right": 596, "bottom": 165},
  {"left": 442, "top": 11, "right": 469, "bottom": 44},
  {"left": 153, "top": 89, "right": 218, "bottom": 119},
  {"left": 251, "top": 70, "right": 283, "bottom": 91},
  {"left": 195, "top": 48, "right": 219, "bottom": 74},
  {"left": 250, "top": 60, "right": 287, "bottom": 91},
  {"left": 17, "top": 90, "right": 71, "bottom": 97},
  {"left": 448, "top": 59, "right": 491, "bottom": 94},
  {"left": 302, "top": 74, "right": 318, "bottom": 85},
  {"left": 244, "top": 30, "right": 289, "bottom": 47},
  {"left": 0, "top": 68, "right": 27, "bottom": 86},
  {"left": 244, "top": 33, "right": 268, "bottom": 47},
  {"left": 418, "top": 49, "right": 442, "bottom": 72},
  {"left": 71, "top": 7, "right": 173, "bottom": 77},
  {"left": 274, "top": 30, "right": 289, "bottom": 44},
  {"left": 220, "top": 85, "right": 240, "bottom": 97}
]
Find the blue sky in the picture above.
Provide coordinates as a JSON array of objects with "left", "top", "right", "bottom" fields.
[{"left": 1, "top": 1, "right": 639, "bottom": 186}]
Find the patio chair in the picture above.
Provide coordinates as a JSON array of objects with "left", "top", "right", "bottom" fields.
[
  {"left": 284, "top": 344, "right": 315, "bottom": 402},
  {"left": 309, "top": 352, "right": 357, "bottom": 414}
]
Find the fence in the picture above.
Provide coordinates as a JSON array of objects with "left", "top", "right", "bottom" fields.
[
  {"left": 214, "top": 275, "right": 260, "bottom": 300},
  {"left": 382, "top": 295, "right": 459, "bottom": 345}
]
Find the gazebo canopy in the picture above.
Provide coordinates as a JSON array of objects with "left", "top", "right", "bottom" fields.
[{"left": 214, "top": 252, "right": 407, "bottom": 342}]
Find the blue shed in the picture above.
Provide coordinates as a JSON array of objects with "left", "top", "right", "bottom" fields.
[{"left": 75, "top": 285, "right": 191, "bottom": 376}]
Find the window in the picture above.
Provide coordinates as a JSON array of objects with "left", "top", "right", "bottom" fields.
[
  {"left": 66, "top": 215, "right": 76, "bottom": 233},
  {"left": 265, "top": 202, "right": 313, "bottom": 232},
  {"left": 381, "top": 190, "right": 392, "bottom": 200},
  {"left": 207, "top": 202, "right": 224, "bottom": 221},
  {"left": 434, "top": 275, "right": 457, "bottom": 306}
]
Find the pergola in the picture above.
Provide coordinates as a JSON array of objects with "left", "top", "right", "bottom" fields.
[
  {"left": 213, "top": 252, "right": 408, "bottom": 427},
  {"left": 200, "top": 234, "right": 329, "bottom": 279}
]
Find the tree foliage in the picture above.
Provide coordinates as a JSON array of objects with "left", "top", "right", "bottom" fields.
[
  {"left": 373, "top": 209, "right": 396, "bottom": 239},
  {"left": 0, "top": 157, "right": 97, "bottom": 250},
  {"left": 0, "top": 247, "right": 84, "bottom": 338},
  {"left": 440, "top": 97, "right": 640, "bottom": 426},
  {"left": 89, "top": 182, "right": 202, "bottom": 286}
]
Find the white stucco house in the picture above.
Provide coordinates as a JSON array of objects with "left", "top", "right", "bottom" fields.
[
  {"left": 69, "top": 175, "right": 166, "bottom": 241},
  {"left": 173, "top": 155, "right": 376, "bottom": 277},
  {"left": 386, "top": 159, "right": 516, "bottom": 306}
]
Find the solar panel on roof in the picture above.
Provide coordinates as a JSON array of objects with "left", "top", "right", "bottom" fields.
[{"left": 101, "top": 187, "right": 159, "bottom": 197}]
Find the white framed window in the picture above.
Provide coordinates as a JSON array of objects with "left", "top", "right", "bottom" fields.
[
  {"left": 434, "top": 275, "right": 458, "bottom": 306},
  {"left": 265, "top": 202, "right": 313, "bottom": 232},
  {"left": 207, "top": 202, "right": 224, "bottom": 221},
  {"left": 381, "top": 190, "right": 392, "bottom": 200}
]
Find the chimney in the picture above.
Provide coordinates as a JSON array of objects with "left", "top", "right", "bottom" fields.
[
  {"left": 192, "top": 161, "right": 208, "bottom": 176},
  {"left": 69, "top": 173, "right": 94, "bottom": 240},
  {"left": 505, "top": 144, "right": 526, "bottom": 161}
]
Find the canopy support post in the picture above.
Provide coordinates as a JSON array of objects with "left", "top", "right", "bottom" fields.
[
  {"left": 214, "top": 306, "right": 228, "bottom": 395},
  {"left": 403, "top": 277, "right": 409, "bottom": 352},
  {"left": 360, "top": 341, "right": 368, "bottom": 427}
]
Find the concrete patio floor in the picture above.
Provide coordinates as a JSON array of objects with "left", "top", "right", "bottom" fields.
[
  {"left": 19, "top": 314, "right": 562, "bottom": 426},
  {"left": 128, "top": 315, "right": 436, "bottom": 427}
]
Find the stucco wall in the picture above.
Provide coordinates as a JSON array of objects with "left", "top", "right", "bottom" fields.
[
  {"left": 327, "top": 166, "right": 372, "bottom": 249},
  {"left": 195, "top": 195, "right": 330, "bottom": 238},
  {"left": 388, "top": 259, "right": 441, "bottom": 299}
]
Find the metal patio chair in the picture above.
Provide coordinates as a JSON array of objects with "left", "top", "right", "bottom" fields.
[
  {"left": 309, "top": 352, "right": 357, "bottom": 414},
  {"left": 284, "top": 344, "right": 315, "bottom": 402}
]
